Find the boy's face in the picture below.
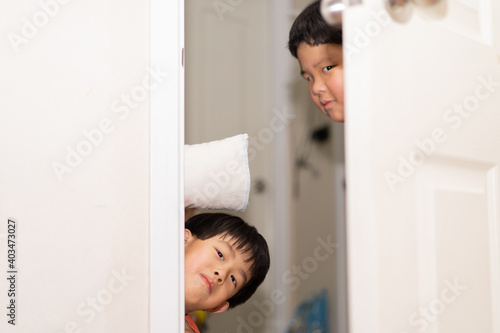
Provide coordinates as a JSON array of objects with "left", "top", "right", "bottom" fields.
[
  {"left": 184, "top": 229, "right": 252, "bottom": 313},
  {"left": 297, "top": 42, "right": 344, "bottom": 122}
]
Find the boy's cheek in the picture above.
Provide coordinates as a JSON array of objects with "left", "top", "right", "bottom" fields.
[
  {"left": 309, "top": 92, "right": 324, "bottom": 113},
  {"left": 334, "top": 69, "right": 345, "bottom": 103}
]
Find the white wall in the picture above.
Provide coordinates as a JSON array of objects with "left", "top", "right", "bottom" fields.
[
  {"left": 287, "top": 72, "right": 345, "bottom": 332},
  {"left": 282, "top": 2, "right": 347, "bottom": 332}
]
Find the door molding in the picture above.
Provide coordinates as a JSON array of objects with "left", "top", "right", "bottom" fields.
[{"left": 150, "top": 0, "right": 185, "bottom": 331}]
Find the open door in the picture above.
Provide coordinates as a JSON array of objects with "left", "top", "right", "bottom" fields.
[
  {"left": 0, "top": 0, "right": 184, "bottom": 332},
  {"left": 345, "top": 0, "right": 500, "bottom": 332}
]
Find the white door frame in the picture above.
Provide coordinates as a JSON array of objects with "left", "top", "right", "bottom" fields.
[{"left": 150, "top": 0, "right": 185, "bottom": 331}]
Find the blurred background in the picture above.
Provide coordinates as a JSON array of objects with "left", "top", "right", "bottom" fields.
[{"left": 185, "top": 0, "right": 347, "bottom": 332}]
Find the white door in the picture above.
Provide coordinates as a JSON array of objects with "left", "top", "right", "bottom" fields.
[
  {"left": 345, "top": 0, "right": 500, "bottom": 332},
  {"left": 0, "top": 0, "right": 184, "bottom": 332}
]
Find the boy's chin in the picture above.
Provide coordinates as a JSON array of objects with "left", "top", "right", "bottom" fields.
[
  {"left": 326, "top": 107, "right": 344, "bottom": 122},
  {"left": 329, "top": 113, "right": 344, "bottom": 122},
  {"left": 185, "top": 301, "right": 229, "bottom": 314}
]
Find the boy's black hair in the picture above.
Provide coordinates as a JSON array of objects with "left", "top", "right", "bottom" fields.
[
  {"left": 288, "top": 0, "right": 343, "bottom": 58},
  {"left": 185, "top": 213, "right": 270, "bottom": 309}
]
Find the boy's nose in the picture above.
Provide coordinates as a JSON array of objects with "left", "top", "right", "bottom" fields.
[
  {"left": 214, "top": 270, "right": 224, "bottom": 283},
  {"left": 312, "top": 78, "right": 326, "bottom": 95}
]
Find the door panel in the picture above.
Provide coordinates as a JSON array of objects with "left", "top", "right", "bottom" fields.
[
  {"left": 0, "top": 1, "right": 150, "bottom": 332},
  {"left": 415, "top": 158, "right": 499, "bottom": 332},
  {"left": 435, "top": 0, "right": 493, "bottom": 45},
  {"left": 345, "top": 0, "right": 500, "bottom": 332}
]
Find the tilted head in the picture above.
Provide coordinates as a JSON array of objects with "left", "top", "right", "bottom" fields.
[
  {"left": 288, "top": 0, "right": 345, "bottom": 122},
  {"left": 184, "top": 213, "right": 270, "bottom": 313}
]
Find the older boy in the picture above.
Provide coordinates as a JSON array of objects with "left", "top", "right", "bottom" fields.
[
  {"left": 184, "top": 213, "right": 270, "bottom": 332},
  {"left": 288, "top": 0, "right": 344, "bottom": 122}
]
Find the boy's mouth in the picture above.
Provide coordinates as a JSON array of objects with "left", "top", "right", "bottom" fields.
[
  {"left": 321, "top": 100, "right": 333, "bottom": 109},
  {"left": 200, "top": 274, "right": 213, "bottom": 294}
]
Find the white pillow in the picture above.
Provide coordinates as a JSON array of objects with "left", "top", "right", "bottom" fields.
[{"left": 184, "top": 134, "right": 250, "bottom": 211}]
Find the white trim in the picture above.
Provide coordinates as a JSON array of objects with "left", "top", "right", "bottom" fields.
[
  {"left": 271, "top": 0, "right": 293, "bottom": 331},
  {"left": 344, "top": 3, "right": 379, "bottom": 333},
  {"left": 487, "top": 167, "right": 500, "bottom": 333},
  {"left": 150, "top": 0, "right": 185, "bottom": 332},
  {"left": 333, "top": 123, "right": 348, "bottom": 333}
]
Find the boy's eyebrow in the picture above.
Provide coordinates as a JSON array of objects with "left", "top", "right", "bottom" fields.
[
  {"left": 240, "top": 267, "right": 248, "bottom": 286},
  {"left": 313, "top": 57, "right": 334, "bottom": 69},
  {"left": 224, "top": 240, "right": 236, "bottom": 256}
]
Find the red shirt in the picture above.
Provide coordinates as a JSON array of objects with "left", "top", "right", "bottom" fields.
[{"left": 185, "top": 314, "right": 200, "bottom": 333}]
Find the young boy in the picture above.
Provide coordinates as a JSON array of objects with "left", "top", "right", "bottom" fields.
[
  {"left": 288, "top": 0, "right": 344, "bottom": 122},
  {"left": 184, "top": 213, "right": 270, "bottom": 332}
]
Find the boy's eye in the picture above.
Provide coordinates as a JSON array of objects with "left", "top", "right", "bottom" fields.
[
  {"left": 322, "top": 65, "right": 334, "bottom": 73},
  {"left": 216, "top": 250, "right": 224, "bottom": 261},
  {"left": 231, "top": 275, "right": 237, "bottom": 287}
]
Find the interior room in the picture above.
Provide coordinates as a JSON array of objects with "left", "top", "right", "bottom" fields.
[{"left": 185, "top": 1, "right": 347, "bottom": 331}]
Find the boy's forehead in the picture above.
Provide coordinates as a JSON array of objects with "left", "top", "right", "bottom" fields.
[
  {"left": 218, "top": 234, "right": 245, "bottom": 250},
  {"left": 297, "top": 42, "right": 342, "bottom": 64},
  {"left": 217, "top": 235, "right": 254, "bottom": 261}
]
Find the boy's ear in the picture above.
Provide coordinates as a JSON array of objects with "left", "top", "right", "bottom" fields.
[
  {"left": 184, "top": 229, "right": 192, "bottom": 243},
  {"left": 206, "top": 301, "right": 229, "bottom": 314}
]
